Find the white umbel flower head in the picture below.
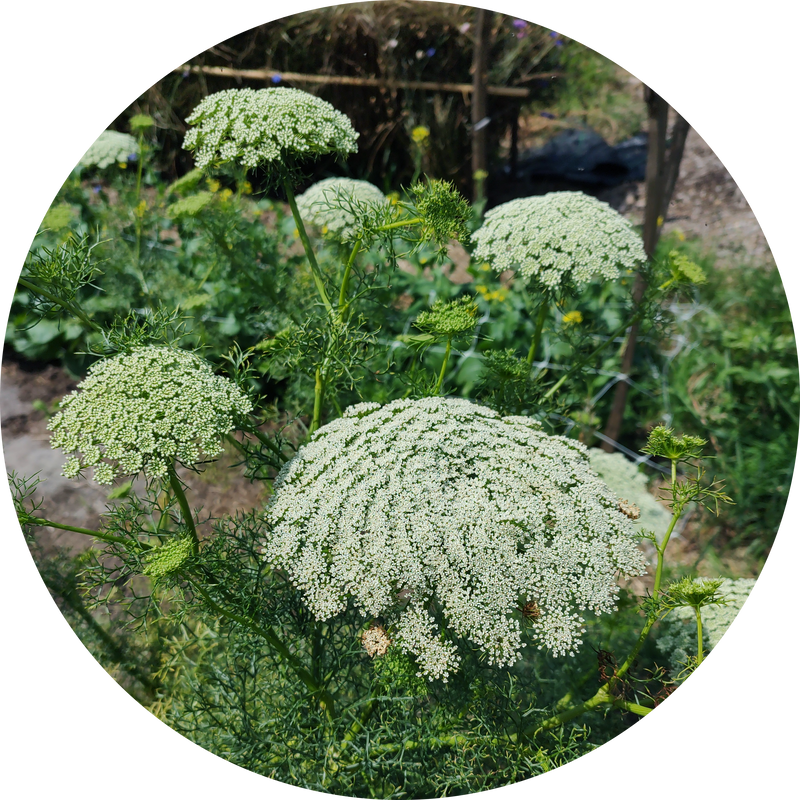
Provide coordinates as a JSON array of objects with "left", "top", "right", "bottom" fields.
[
  {"left": 183, "top": 88, "right": 359, "bottom": 170},
  {"left": 48, "top": 347, "right": 253, "bottom": 484},
  {"left": 79, "top": 130, "right": 139, "bottom": 169},
  {"left": 264, "top": 397, "right": 646, "bottom": 681},
  {"left": 471, "top": 192, "right": 646, "bottom": 292},
  {"left": 296, "top": 177, "right": 388, "bottom": 242}
]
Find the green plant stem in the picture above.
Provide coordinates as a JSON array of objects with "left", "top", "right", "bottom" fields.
[
  {"left": 311, "top": 367, "right": 325, "bottom": 434},
  {"left": 17, "top": 277, "right": 103, "bottom": 333},
  {"left": 526, "top": 301, "right": 548, "bottom": 366},
  {"left": 245, "top": 425, "right": 289, "bottom": 462},
  {"left": 132, "top": 131, "right": 150, "bottom": 296},
  {"left": 695, "top": 607, "right": 705, "bottom": 665},
  {"left": 167, "top": 466, "right": 199, "bottom": 552},
  {"left": 22, "top": 516, "right": 138, "bottom": 548},
  {"left": 434, "top": 337, "right": 453, "bottom": 395},
  {"left": 375, "top": 216, "right": 423, "bottom": 232},
  {"left": 327, "top": 695, "right": 379, "bottom": 773},
  {"left": 337, "top": 238, "right": 362, "bottom": 322},
  {"left": 283, "top": 177, "right": 333, "bottom": 316}
]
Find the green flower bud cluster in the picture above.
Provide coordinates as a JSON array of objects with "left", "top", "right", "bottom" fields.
[
  {"left": 129, "top": 114, "right": 155, "bottom": 133},
  {"left": 410, "top": 179, "right": 471, "bottom": 245},
  {"left": 296, "top": 177, "right": 389, "bottom": 242},
  {"left": 143, "top": 536, "right": 195, "bottom": 578},
  {"left": 48, "top": 346, "right": 253, "bottom": 484},
  {"left": 264, "top": 397, "right": 646, "bottom": 681},
  {"left": 167, "top": 191, "right": 215, "bottom": 219},
  {"left": 642, "top": 425, "right": 707, "bottom": 462},
  {"left": 657, "top": 577, "right": 756, "bottom": 675},
  {"left": 167, "top": 168, "right": 205, "bottom": 196},
  {"left": 667, "top": 250, "right": 707, "bottom": 285},
  {"left": 587, "top": 449, "right": 672, "bottom": 535},
  {"left": 183, "top": 88, "right": 359, "bottom": 170},
  {"left": 471, "top": 192, "right": 646, "bottom": 292},
  {"left": 372, "top": 647, "right": 429, "bottom": 697},
  {"left": 414, "top": 296, "right": 478, "bottom": 338},
  {"left": 79, "top": 130, "right": 139, "bottom": 169}
]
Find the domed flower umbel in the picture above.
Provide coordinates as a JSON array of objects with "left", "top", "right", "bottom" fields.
[
  {"left": 264, "top": 397, "right": 646, "bottom": 681},
  {"left": 296, "top": 177, "right": 389, "bottom": 242},
  {"left": 471, "top": 191, "right": 646, "bottom": 294},
  {"left": 48, "top": 347, "right": 253, "bottom": 484},
  {"left": 182, "top": 87, "right": 359, "bottom": 172},
  {"left": 472, "top": 191, "right": 647, "bottom": 365},
  {"left": 79, "top": 130, "right": 139, "bottom": 170}
]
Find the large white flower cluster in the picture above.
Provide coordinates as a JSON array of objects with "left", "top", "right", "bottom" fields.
[
  {"left": 49, "top": 347, "right": 253, "bottom": 484},
  {"left": 587, "top": 449, "right": 672, "bottom": 535},
  {"left": 296, "top": 177, "right": 388, "bottom": 241},
  {"left": 657, "top": 577, "right": 756, "bottom": 675},
  {"left": 264, "top": 397, "right": 646, "bottom": 681},
  {"left": 183, "top": 88, "right": 359, "bottom": 169},
  {"left": 79, "top": 130, "right": 139, "bottom": 169},
  {"left": 471, "top": 192, "right": 646, "bottom": 292}
]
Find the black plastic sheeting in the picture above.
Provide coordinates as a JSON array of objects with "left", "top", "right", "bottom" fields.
[{"left": 489, "top": 128, "right": 648, "bottom": 207}]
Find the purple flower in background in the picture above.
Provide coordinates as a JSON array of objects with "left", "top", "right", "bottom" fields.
[
  {"left": 387, "top": 38, "right": 398, "bottom": 49},
  {"left": 426, "top": 47, "right": 436, "bottom": 57},
  {"left": 555, "top": 39, "right": 564, "bottom": 47},
  {"left": 271, "top": 74, "right": 282, "bottom": 84},
  {"left": 181, "top": 70, "right": 190, "bottom": 78},
  {"left": 516, "top": 32, "right": 526, "bottom": 39},
  {"left": 549, "top": 30, "right": 559, "bottom": 38},
  {"left": 92, "top": 184, "right": 102, "bottom": 194},
  {"left": 127, "top": 153, "right": 138, "bottom": 162},
  {"left": 459, "top": 22, "right": 470, "bottom": 34},
  {"left": 540, "top": 111, "right": 555, "bottom": 119},
  {"left": 513, "top": 19, "right": 527, "bottom": 29}
]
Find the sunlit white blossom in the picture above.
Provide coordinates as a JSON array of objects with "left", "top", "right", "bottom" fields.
[
  {"left": 79, "top": 130, "right": 139, "bottom": 169},
  {"left": 264, "top": 397, "right": 646, "bottom": 680},
  {"left": 471, "top": 192, "right": 646, "bottom": 292},
  {"left": 48, "top": 347, "right": 252, "bottom": 484},
  {"left": 183, "top": 88, "right": 359, "bottom": 169},
  {"left": 296, "top": 177, "right": 388, "bottom": 241}
]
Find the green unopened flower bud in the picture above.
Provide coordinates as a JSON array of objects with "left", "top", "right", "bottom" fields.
[
  {"left": 167, "top": 192, "right": 214, "bottom": 218},
  {"left": 143, "top": 536, "right": 195, "bottom": 578},
  {"left": 414, "top": 296, "right": 478, "bottom": 338},
  {"left": 410, "top": 179, "right": 471, "bottom": 245},
  {"left": 665, "top": 576, "right": 726, "bottom": 610},
  {"left": 642, "top": 425, "right": 706, "bottom": 462},
  {"left": 129, "top": 114, "right": 155, "bottom": 133}
]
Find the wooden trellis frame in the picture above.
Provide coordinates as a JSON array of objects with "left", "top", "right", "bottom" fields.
[{"left": 172, "top": 61, "right": 563, "bottom": 190}]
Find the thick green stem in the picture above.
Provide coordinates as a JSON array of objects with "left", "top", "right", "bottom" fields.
[
  {"left": 167, "top": 467, "right": 199, "bottom": 552},
  {"left": 695, "top": 607, "right": 705, "bottom": 665},
  {"left": 283, "top": 177, "right": 333, "bottom": 315},
  {"left": 311, "top": 367, "right": 325, "bottom": 434},
  {"left": 23, "top": 516, "right": 140, "bottom": 549},
  {"left": 375, "top": 216, "right": 423, "bottom": 232},
  {"left": 337, "top": 238, "right": 362, "bottom": 322},
  {"left": 132, "top": 131, "right": 150, "bottom": 296},
  {"left": 434, "top": 336, "right": 453, "bottom": 395},
  {"left": 17, "top": 277, "right": 102, "bottom": 333},
  {"left": 526, "top": 301, "right": 548, "bottom": 366}
]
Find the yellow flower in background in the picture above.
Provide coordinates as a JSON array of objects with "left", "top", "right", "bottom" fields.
[
  {"left": 476, "top": 285, "right": 507, "bottom": 303},
  {"left": 562, "top": 310, "right": 583, "bottom": 326},
  {"left": 473, "top": 169, "right": 488, "bottom": 182},
  {"left": 241, "top": 181, "right": 253, "bottom": 195},
  {"left": 219, "top": 188, "right": 233, "bottom": 202},
  {"left": 479, "top": 262, "right": 491, "bottom": 272},
  {"left": 387, "top": 191, "right": 400, "bottom": 206},
  {"left": 411, "top": 126, "right": 430, "bottom": 144},
  {"left": 134, "top": 200, "right": 147, "bottom": 218},
  {"left": 207, "top": 178, "right": 221, "bottom": 193}
]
